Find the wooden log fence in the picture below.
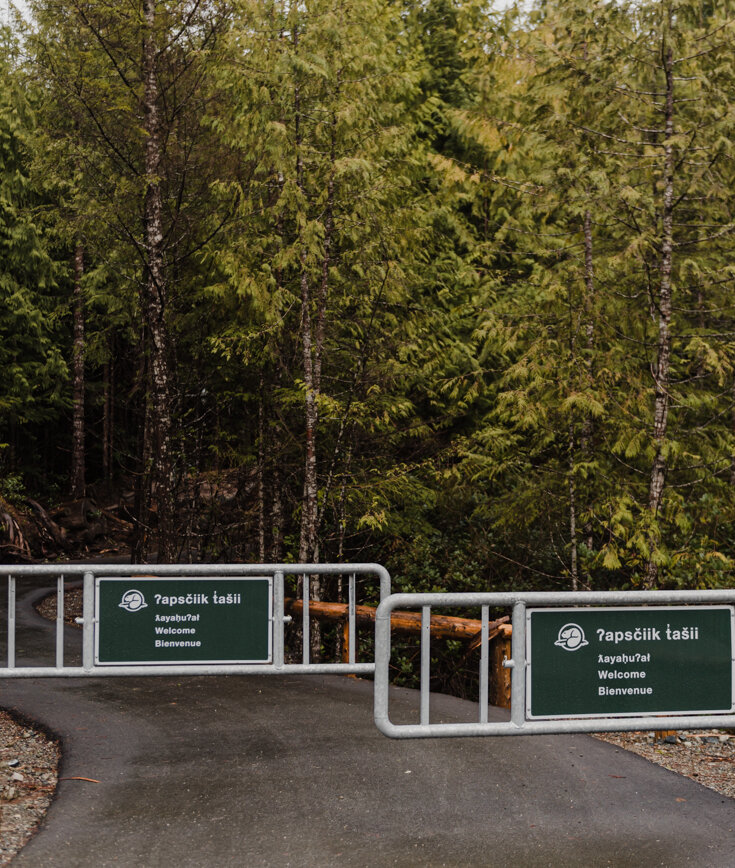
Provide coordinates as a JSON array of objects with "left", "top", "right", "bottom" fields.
[{"left": 285, "top": 599, "right": 513, "bottom": 708}]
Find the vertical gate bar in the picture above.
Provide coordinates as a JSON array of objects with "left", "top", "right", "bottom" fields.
[
  {"left": 510, "top": 600, "right": 526, "bottom": 728},
  {"left": 7, "top": 575, "right": 15, "bottom": 669},
  {"left": 373, "top": 600, "right": 392, "bottom": 733},
  {"left": 273, "top": 571, "right": 285, "bottom": 669},
  {"left": 420, "top": 605, "right": 431, "bottom": 725},
  {"left": 56, "top": 575, "right": 64, "bottom": 669},
  {"left": 479, "top": 605, "right": 489, "bottom": 723},
  {"left": 82, "top": 571, "right": 94, "bottom": 671},
  {"left": 302, "top": 575, "right": 310, "bottom": 665},
  {"left": 348, "top": 573, "right": 356, "bottom": 664}
]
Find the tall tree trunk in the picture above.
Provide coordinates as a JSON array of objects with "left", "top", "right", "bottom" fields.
[
  {"left": 299, "top": 262, "right": 321, "bottom": 658},
  {"left": 70, "top": 242, "right": 85, "bottom": 498},
  {"left": 581, "top": 209, "right": 595, "bottom": 557},
  {"left": 257, "top": 376, "right": 266, "bottom": 562},
  {"left": 270, "top": 464, "right": 284, "bottom": 563},
  {"left": 102, "top": 349, "right": 114, "bottom": 488},
  {"left": 293, "top": 26, "right": 317, "bottom": 566},
  {"left": 645, "top": 43, "right": 675, "bottom": 588},
  {"left": 142, "top": 0, "right": 175, "bottom": 562},
  {"left": 567, "top": 271, "right": 579, "bottom": 590},
  {"left": 568, "top": 424, "right": 578, "bottom": 591},
  {"left": 299, "top": 263, "right": 319, "bottom": 564},
  {"left": 299, "top": 98, "right": 336, "bottom": 564},
  {"left": 292, "top": 25, "right": 318, "bottom": 658},
  {"left": 313, "top": 94, "right": 336, "bottom": 398},
  {"left": 337, "top": 446, "right": 351, "bottom": 565},
  {"left": 269, "top": 215, "right": 285, "bottom": 565},
  {"left": 131, "top": 326, "right": 149, "bottom": 562}
]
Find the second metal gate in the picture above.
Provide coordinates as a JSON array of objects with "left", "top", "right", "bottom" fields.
[{"left": 373, "top": 589, "right": 735, "bottom": 737}]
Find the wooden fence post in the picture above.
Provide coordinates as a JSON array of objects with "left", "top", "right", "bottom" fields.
[{"left": 490, "top": 626, "right": 512, "bottom": 709}]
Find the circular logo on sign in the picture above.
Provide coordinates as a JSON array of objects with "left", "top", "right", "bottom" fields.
[
  {"left": 119, "top": 589, "right": 148, "bottom": 613},
  {"left": 554, "top": 623, "right": 588, "bottom": 651}
]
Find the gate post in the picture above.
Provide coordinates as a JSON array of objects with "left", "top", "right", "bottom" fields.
[
  {"left": 7, "top": 575, "right": 15, "bottom": 669},
  {"left": 510, "top": 601, "right": 526, "bottom": 728},
  {"left": 273, "top": 571, "right": 285, "bottom": 669},
  {"left": 82, "top": 571, "right": 94, "bottom": 671}
]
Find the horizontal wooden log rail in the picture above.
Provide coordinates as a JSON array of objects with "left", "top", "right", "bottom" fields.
[{"left": 284, "top": 598, "right": 511, "bottom": 643}]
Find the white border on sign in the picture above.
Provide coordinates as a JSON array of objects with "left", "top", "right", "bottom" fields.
[
  {"left": 94, "top": 576, "right": 274, "bottom": 666},
  {"left": 525, "top": 605, "right": 735, "bottom": 720}
]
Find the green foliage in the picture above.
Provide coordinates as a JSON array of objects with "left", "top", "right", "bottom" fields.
[
  {"left": 0, "top": 31, "right": 66, "bottom": 431},
  {"left": 0, "top": 472, "right": 26, "bottom": 504},
  {"left": 3, "top": 1, "right": 735, "bottom": 591},
  {"left": 448, "top": 0, "right": 735, "bottom": 588}
]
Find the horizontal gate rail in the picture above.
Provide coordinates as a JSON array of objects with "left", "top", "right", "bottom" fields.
[
  {"left": 374, "top": 590, "right": 735, "bottom": 739},
  {"left": 2, "top": 563, "right": 389, "bottom": 678}
]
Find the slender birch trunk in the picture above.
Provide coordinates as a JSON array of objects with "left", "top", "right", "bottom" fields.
[
  {"left": 645, "top": 43, "right": 675, "bottom": 588},
  {"left": 142, "top": 0, "right": 175, "bottom": 562}
]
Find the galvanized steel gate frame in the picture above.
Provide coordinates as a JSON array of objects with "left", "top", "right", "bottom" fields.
[
  {"left": 373, "top": 590, "right": 735, "bottom": 738},
  {"left": 5, "top": 570, "right": 735, "bottom": 739},
  {"left": 2, "top": 563, "right": 390, "bottom": 678}
]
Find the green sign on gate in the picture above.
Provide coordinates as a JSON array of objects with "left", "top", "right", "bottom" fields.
[
  {"left": 527, "top": 606, "right": 734, "bottom": 719},
  {"left": 95, "top": 577, "right": 272, "bottom": 665}
]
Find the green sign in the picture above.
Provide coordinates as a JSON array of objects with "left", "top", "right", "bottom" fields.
[
  {"left": 95, "top": 577, "right": 272, "bottom": 665},
  {"left": 527, "top": 606, "right": 734, "bottom": 719}
]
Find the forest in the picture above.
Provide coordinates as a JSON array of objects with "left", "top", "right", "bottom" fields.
[{"left": 2, "top": 0, "right": 735, "bottom": 596}]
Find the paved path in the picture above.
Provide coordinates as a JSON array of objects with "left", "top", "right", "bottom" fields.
[{"left": 2, "top": 584, "right": 735, "bottom": 867}]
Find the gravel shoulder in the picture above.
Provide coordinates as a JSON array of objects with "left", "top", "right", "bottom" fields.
[
  {"left": 596, "top": 729, "right": 735, "bottom": 800},
  {"left": 0, "top": 587, "right": 72, "bottom": 865},
  {"left": 34, "top": 587, "right": 83, "bottom": 628},
  {"left": 0, "top": 712, "right": 59, "bottom": 866}
]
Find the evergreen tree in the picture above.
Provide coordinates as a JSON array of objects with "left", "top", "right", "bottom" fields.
[
  {"left": 213, "top": 0, "right": 421, "bottom": 570},
  {"left": 457, "top": 0, "right": 735, "bottom": 588},
  {"left": 28, "top": 0, "right": 231, "bottom": 559},
  {"left": 0, "top": 27, "right": 66, "bottom": 490}
]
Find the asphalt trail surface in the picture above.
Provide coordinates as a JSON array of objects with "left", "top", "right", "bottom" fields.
[{"left": 2, "top": 584, "right": 734, "bottom": 867}]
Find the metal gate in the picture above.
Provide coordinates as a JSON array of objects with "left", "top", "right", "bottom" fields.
[
  {"left": 7, "top": 571, "right": 735, "bottom": 739},
  {"left": 2, "top": 563, "right": 389, "bottom": 677},
  {"left": 373, "top": 590, "right": 735, "bottom": 738}
]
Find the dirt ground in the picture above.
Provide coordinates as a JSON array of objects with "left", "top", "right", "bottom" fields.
[
  {"left": 0, "top": 712, "right": 59, "bottom": 866},
  {"left": 596, "top": 728, "right": 735, "bottom": 799}
]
